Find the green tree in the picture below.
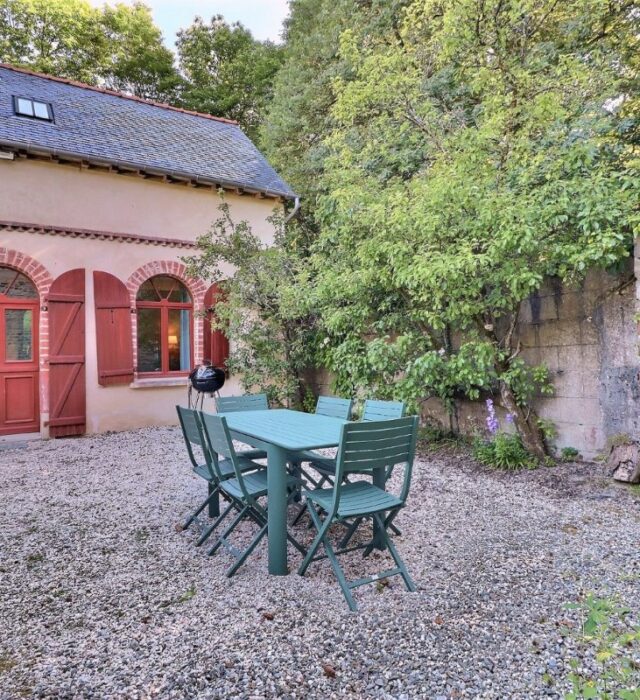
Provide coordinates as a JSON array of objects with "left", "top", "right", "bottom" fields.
[
  {"left": 0, "top": 0, "right": 105, "bottom": 83},
  {"left": 311, "top": 0, "right": 639, "bottom": 456},
  {"left": 176, "top": 15, "right": 284, "bottom": 140},
  {"left": 0, "top": 0, "right": 179, "bottom": 101},
  {"left": 184, "top": 200, "right": 317, "bottom": 407},
  {"left": 99, "top": 3, "right": 180, "bottom": 101},
  {"left": 262, "top": 0, "right": 411, "bottom": 244}
]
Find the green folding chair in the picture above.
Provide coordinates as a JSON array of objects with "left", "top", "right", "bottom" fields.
[
  {"left": 291, "top": 399, "right": 404, "bottom": 527},
  {"left": 288, "top": 396, "right": 353, "bottom": 523},
  {"left": 361, "top": 399, "right": 405, "bottom": 422},
  {"left": 214, "top": 393, "right": 269, "bottom": 460},
  {"left": 298, "top": 416, "right": 419, "bottom": 611},
  {"left": 215, "top": 393, "right": 269, "bottom": 412},
  {"left": 337, "top": 399, "right": 406, "bottom": 544},
  {"left": 176, "top": 405, "right": 261, "bottom": 547},
  {"left": 290, "top": 396, "right": 352, "bottom": 478},
  {"left": 198, "top": 412, "right": 306, "bottom": 577}
]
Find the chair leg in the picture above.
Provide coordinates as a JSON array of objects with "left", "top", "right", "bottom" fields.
[
  {"left": 182, "top": 484, "right": 220, "bottom": 530},
  {"left": 288, "top": 461, "right": 303, "bottom": 502},
  {"left": 286, "top": 529, "right": 307, "bottom": 555},
  {"left": 305, "top": 504, "right": 357, "bottom": 611},
  {"left": 195, "top": 499, "right": 235, "bottom": 546},
  {"left": 226, "top": 523, "right": 268, "bottom": 577},
  {"left": 372, "top": 512, "right": 416, "bottom": 592},
  {"left": 298, "top": 504, "right": 332, "bottom": 576},
  {"left": 339, "top": 518, "right": 361, "bottom": 549},
  {"left": 291, "top": 501, "right": 308, "bottom": 526},
  {"left": 208, "top": 505, "right": 248, "bottom": 556}
]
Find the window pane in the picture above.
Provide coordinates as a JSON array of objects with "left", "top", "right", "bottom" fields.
[
  {"left": 0, "top": 268, "right": 17, "bottom": 296},
  {"left": 7, "top": 272, "right": 37, "bottom": 299},
  {"left": 5, "top": 309, "right": 32, "bottom": 361},
  {"left": 33, "top": 101, "right": 50, "bottom": 119},
  {"left": 168, "top": 308, "right": 191, "bottom": 371},
  {"left": 168, "top": 281, "right": 190, "bottom": 303},
  {"left": 137, "top": 279, "right": 160, "bottom": 301},
  {"left": 137, "top": 308, "right": 162, "bottom": 372},
  {"left": 16, "top": 98, "right": 33, "bottom": 116}
]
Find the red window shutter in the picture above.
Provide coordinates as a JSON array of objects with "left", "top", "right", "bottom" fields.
[
  {"left": 48, "top": 269, "right": 86, "bottom": 437},
  {"left": 93, "top": 271, "right": 134, "bottom": 386},
  {"left": 203, "top": 283, "right": 230, "bottom": 369}
]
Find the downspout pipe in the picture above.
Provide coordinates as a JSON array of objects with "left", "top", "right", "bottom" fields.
[{"left": 284, "top": 196, "right": 301, "bottom": 224}]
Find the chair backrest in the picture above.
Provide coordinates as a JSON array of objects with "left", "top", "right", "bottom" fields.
[
  {"left": 361, "top": 399, "right": 405, "bottom": 422},
  {"left": 333, "top": 417, "right": 418, "bottom": 510},
  {"left": 198, "top": 412, "right": 253, "bottom": 501},
  {"left": 176, "top": 405, "right": 208, "bottom": 469},
  {"left": 315, "top": 395, "right": 352, "bottom": 420},
  {"left": 215, "top": 393, "right": 268, "bottom": 413}
]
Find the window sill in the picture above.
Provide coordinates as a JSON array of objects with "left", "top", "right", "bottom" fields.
[{"left": 130, "top": 377, "right": 189, "bottom": 389}]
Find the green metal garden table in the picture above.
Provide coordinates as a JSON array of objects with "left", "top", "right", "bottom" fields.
[{"left": 219, "top": 408, "right": 349, "bottom": 576}]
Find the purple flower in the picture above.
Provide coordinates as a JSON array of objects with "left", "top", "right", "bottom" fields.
[
  {"left": 485, "top": 398, "right": 499, "bottom": 435},
  {"left": 505, "top": 413, "right": 515, "bottom": 424}
]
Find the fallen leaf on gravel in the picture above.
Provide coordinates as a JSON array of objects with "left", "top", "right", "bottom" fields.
[
  {"left": 434, "top": 614, "right": 444, "bottom": 625},
  {"left": 174, "top": 523, "right": 183, "bottom": 533},
  {"left": 322, "top": 663, "right": 336, "bottom": 678},
  {"left": 561, "top": 524, "right": 579, "bottom": 534},
  {"left": 262, "top": 611, "right": 275, "bottom": 621},
  {"left": 375, "top": 578, "right": 390, "bottom": 592}
]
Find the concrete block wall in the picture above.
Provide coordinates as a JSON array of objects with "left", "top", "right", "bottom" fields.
[{"left": 424, "top": 259, "right": 639, "bottom": 459}]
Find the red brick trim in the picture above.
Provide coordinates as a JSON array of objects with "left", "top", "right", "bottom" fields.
[
  {"left": 127, "top": 261, "right": 207, "bottom": 371},
  {"left": 0, "top": 220, "right": 197, "bottom": 249},
  {"left": 0, "top": 62, "right": 238, "bottom": 125},
  {"left": 0, "top": 247, "right": 53, "bottom": 425}
]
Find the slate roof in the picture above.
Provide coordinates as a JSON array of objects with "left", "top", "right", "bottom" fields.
[{"left": 0, "top": 64, "right": 295, "bottom": 199}]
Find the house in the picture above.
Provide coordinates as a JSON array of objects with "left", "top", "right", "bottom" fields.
[{"left": 0, "top": 63, "right": 295, "bottom": 439}]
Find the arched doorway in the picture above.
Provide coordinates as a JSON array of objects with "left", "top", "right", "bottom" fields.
[{"left": 0, "top": 266, "right": 40, "bottom": 435}]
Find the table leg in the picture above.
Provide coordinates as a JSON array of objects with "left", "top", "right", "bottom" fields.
[
  {"left": 267, "top": 444, "right": 289, "bottom": 575},
  {"left": 372, "top": 467, "right": 386, "bottom": 550}
]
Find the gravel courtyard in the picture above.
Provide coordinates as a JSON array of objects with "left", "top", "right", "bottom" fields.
[{"left": 1, "top": 427, "right": 638, "bottom": 699}]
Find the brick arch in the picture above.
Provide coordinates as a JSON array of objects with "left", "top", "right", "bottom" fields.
[
  {"left": 0, "top": 247, "right": 55, "bottom": 433},
  {"left": 0, "top": 247, "right": 53, "bottom": 298},
  {"left": 127, "top": 260, "right": 208, "bottom": 371}
]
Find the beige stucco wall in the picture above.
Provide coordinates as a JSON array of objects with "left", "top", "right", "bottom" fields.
[
  {"left": 1, "top": 158, "right": 278, "bottom": 244},
  {"left": 0, "top": 158, "right": 282, "bottom": 436}
]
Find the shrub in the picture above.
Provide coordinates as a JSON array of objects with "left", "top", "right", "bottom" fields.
[
  {"left": 560, "top": 446, "right": 581, "bottom": 462},
  {"left": 473, "top": 433, "right": 538, "bottom": 470}
]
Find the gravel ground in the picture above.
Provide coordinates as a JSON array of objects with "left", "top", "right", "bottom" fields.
[{"left": 0, "top": 428, "right": 639, "bottom": 699}]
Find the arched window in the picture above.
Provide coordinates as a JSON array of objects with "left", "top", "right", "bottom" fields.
[
  {"left": 0, "top": 267, "right": 38, "bottom": 362},
  {"left": 0, "top": 267, "right": 38, "bottom": 300},
  {"left": 136, "top": 275, "right": 193, "bottom": 375}
]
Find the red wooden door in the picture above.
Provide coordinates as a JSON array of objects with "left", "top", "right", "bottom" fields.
[
  {"left": 48, "top": 269, "right": 86, "bottom": 437},
  {"left": 0, "top": 268, "right": 40, "bottom": 435}
]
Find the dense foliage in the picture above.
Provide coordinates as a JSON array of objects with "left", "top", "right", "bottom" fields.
[
  {"left": 301, "top": 0, "right": 639, "bottom": 456},
  {"left": 184, "top": 201, "right": 317, "bottom": 408},
  {"left": 176, "top": 15, "right": 284, "bottom": 141}
]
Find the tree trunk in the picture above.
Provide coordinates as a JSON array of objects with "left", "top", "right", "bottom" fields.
[{"left": 499, "top": 382, "right": 547, "bottom": 459}]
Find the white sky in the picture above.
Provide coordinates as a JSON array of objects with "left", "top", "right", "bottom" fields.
[{"left": 91, "top": 1, "right": 290, "bottom": 44}]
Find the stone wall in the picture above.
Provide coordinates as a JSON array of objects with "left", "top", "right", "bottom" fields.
[{"left": 424, "top": 259, "right": 639, "bottom": 459}]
